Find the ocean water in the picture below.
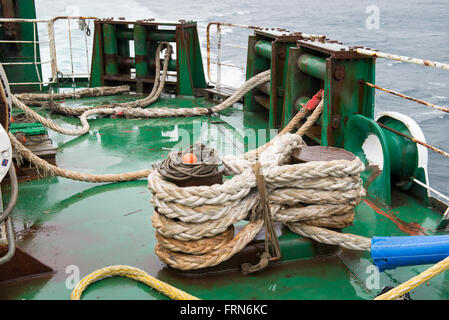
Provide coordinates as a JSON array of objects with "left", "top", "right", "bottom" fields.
[{"left": 34, "top": 0, "right": 449, "bottom": 194}]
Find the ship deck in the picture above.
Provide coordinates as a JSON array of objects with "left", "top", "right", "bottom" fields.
[{"left": 0, "top": 92, "right": 448, "bottom": 300}]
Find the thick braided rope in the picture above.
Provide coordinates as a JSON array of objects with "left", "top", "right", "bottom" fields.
[
  {"left": 374, "top": 255, "right": 449, "bottom": 300},
  {"left": 240, "top": 98, "right": 323, "bottom": 163},
  {"left": 148, "top": 142, "right": 364, "bottom": 223},
  {"left": 50, "top": 43, "right": 172, "bottom": 117},
  {"left": 15, "top": 98, "right": 63, "bottom": 110},
  {"left": 9, "top": 67, "right": 372, "bottom": 260},
  {"left": 154, "top": 219, "right": 264, "bottom": 270},
  {"left": 9, "top": 70, "right": 271, "bottom": 183},
  {"left": 70, "top": 265, "right": 199, "bottom": 300},
  {"left": 11, "top": 44, "right": 173, "bottom": 135},
  {"left": 12, "top": 68, "right": 271, "bottom": 136},
  {"left": 16, "top": 85, "right": 130, "bottom": 101},
  {"left": 155, "top": 225, "right": 235, "bottom": 255},
  {"left": 287, "top": 223, "right": 372, "bottom": 251},
  {"left": 9, "top": 132, "right": 151, "bottom": 182},
  {"left": 151, "top": 197, "right": 256, "bottom": 240},
  {"left": 149, "top": 133, "right": 368, "bottom": 269}
]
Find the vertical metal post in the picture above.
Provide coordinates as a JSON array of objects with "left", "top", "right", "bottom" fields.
[
  {"left": 32, "top": 22, "right": 42, "bottom": 90},
  {"left": 67, "top": 19, "right": 75, "bottom": 82},
  {"left": 216, "top": 24, "right": 222, "bottom": 89},
  {"left": 47, "top": 20, "right": 58, "bottom": 83},
  {"left": 134, "top": 25, "right": 149, "bottom": 78},
  {"left": 102, "top": 24, "right": 119, "bottom": 76},
  {"left": 84, "top": 19, "right": 90, "bottom": 80}
]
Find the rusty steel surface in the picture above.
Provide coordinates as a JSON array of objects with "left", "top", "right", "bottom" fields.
[
  {"left": 164, "top": 167, "right": 224, "bottom": 188},
  {"left": 297, "top": 39, "right": 371, "bottom": 59},
  {"left": 356, "top": 48, "right": 449, "bottom": 71},
  {"left": 364, "top": 81, "right": 449, "bottom": 114},
  {"left": 0, "top": 247, "right": 53, "bottom": 284},
  {"left": 292, "top": 146, "right": 356, "bottom": 163}
]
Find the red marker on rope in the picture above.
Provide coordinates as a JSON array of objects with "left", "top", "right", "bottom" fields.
[{"left": 305, "top": 89, "right": 324, "bottom": 111}]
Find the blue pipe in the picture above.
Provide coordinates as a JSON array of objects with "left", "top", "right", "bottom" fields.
[{"left": 371, "top": 235, "right": 449, "bottom": 271}]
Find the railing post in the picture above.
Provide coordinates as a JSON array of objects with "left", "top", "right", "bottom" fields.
[
  {"left": 67, "top": 19, "right": 75, "bottom": 82},
  {"left": 206, "top": 23, "right": 213, "bottom": 84},
  {"left": 32, "top": 21, "right": 43, "bottom": 90},
  {"left": 216, "top": 24, "right": 222, "bottom": 89},
  {"left": 47, "top": 20, "right": 58, "bottom": 83}
]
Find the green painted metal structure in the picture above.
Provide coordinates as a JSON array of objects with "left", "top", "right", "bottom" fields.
[
  {"left": 90, "top": 19, "right": 206, "bottom": 95},
  {"left": 0, "top": 0, "right": 42, "bottom": 93},
  {"left": 282, "top": 39, "right": 376, "bottom": 148},
  {"left": 244, "top": 31, "right": 306, "bottom": 128},
  {"left": 9, "top": 121, "right": 46, "bottom": 135}
]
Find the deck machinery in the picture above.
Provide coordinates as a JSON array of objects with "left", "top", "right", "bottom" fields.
[{"left": 0, "top": 2, "right": 448, "bottom": 300}]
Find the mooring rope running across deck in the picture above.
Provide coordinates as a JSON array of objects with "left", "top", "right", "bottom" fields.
[
  {"left": 12, "top": 41, "right": 271, "bottom": 136},
  {"left": 16, "top": 85, "right": 131, "bottom": 102},
  {"left": 156, "top": 144, "right": 222, "bottom": 181},
  {"left": 12, "top": 42, "right": 173, "bottom": 135}
]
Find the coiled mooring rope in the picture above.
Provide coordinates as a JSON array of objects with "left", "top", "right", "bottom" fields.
[{"left": 149, "top": 128, "right": 367, "bottom": 271}]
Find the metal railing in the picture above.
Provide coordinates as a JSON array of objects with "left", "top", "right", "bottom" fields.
[
  {"left": 206, "top": 22, "right": 274, "bottom": 88},
  {"left": 0, "top": 16, "right": 98, "bottom": 89},
  {"left": 359, "top": 51, "right": 449, "bottom": 211},
  {"left": 205, "top": 22, "right": 325, "bottom": 89}
]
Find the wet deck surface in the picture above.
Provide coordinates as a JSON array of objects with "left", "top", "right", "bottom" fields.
[{"left": 1, "top": 93, "right": 448, "bottom": 300}]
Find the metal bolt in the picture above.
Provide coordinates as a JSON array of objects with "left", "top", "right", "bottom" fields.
[{"left": 334, "top": 67, "right": 346, "bottom": 81}]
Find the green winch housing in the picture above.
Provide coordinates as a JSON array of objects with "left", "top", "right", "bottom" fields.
[
  {"left": 245, "top": 33, "right": 376, "bottom": 146},
  {"left": 243, "top": 32, "right": 427, "bottom": 206},
  {"left": 244, "top": 30, "right": 306, "bottom": 128}
]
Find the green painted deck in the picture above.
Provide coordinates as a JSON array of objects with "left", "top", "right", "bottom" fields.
[{"left": 0, "top": 92, "right": 448, "bottom": 300}]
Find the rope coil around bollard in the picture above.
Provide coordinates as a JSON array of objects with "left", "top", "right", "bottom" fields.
[{"left": 148, "top": 103, "right": 368, "bottom": 271}]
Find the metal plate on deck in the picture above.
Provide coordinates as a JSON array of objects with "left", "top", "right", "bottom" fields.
[
  {"left": 292, "top": 146, "right": 356, "bottom": 163},
  {"left": 0, "top": 248, "right": 53, "bottom": 284}
]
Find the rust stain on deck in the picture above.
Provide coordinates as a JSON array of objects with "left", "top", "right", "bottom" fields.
[{"left": 363, "top": 198, "right": 427, "bottom": 236}]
